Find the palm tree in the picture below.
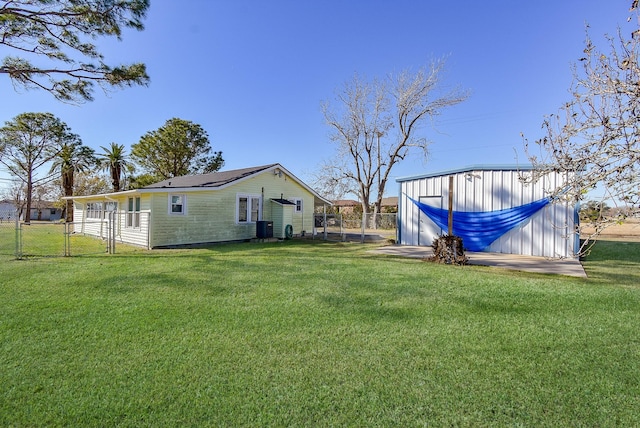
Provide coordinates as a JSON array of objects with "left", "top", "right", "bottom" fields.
[
  {"left": 99, "top": 143, "right": 129, "bottom": 192},
  {"left": 50, "top": 142, "right": 97, "bottom": 222}
]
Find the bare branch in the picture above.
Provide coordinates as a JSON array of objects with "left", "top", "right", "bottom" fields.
[
  {"left": 524, "top": 17, "right": 640, "bottom": 254},
  {"left": 318, "top": 60, "right": 468, "bottom": 214}
]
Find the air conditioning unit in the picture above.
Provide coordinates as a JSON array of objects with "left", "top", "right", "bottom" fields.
[{"left": 256, "top": 220, "right": 273, "bottom": 239}]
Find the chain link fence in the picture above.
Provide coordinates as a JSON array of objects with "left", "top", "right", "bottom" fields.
[
  {"left": 314, "top": 213, "right": 397, "bottom": 243},
  {"left": 0, "top": 209, "right": 19, "bottom": 256},
  {"left": 0, "top": 208, "right": 117, "bottom": 259}
]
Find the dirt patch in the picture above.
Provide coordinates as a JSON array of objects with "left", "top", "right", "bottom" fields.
[{"left": 581, "top": 219, "right": 640, "bottom": 242}]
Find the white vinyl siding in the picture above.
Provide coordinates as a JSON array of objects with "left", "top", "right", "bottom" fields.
[{"left": 73, "top": 197, "right": 150, "bottom": 248}]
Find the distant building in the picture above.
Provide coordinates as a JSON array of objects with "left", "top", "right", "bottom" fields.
[
  {"left": 26, "top": 202, "right": 62, "bottom": 221},
  {"left": 0, "top": 200, "right": 17, "bottom": 222},
  {"left": 331, "top": 197, "right": 398, "bottom": 214},
  {"left": 332, "top": 199, "right": 359, "bottom": 214}
]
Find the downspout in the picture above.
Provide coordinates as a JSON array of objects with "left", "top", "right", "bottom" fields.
[
  {"left": 397, "top": 181, "right": 402, "bottom": 245},
  {"left": 81, "top": 201, "right": 87, "bottom": 234}
]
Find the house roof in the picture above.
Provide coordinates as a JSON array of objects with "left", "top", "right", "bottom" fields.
[
  {"left": 333, "top": 199, "right": 359, "bottom": 207},
  {"left": 66, "top": 163, "right": 332, "bottom": 206},
  {"left": 382, "top": 197, "right": 398, "bottom": 206},
  {"left": 271, "top": 198, "right": 296, "bottom": 205},
  {"left": 144, "top": 164, "right": 276, "bottom": 189},
  {"left": 332, "top": 198, "right": 398, "bottom": 207}
]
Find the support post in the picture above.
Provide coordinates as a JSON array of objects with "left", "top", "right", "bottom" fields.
[{"left": 448, "top": 176, "right": 454, "bottom": 236}]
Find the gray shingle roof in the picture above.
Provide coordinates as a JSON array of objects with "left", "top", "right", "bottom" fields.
[{"left": 143, "top": 164, "right": 278, "bottom": 189}]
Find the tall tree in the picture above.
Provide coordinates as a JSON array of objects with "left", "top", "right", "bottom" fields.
[
  {"left": 99, "top": 142, "right": 129, "bottom": 192},
  {"left": 50, "top": 141, "right": 96, "bottom": 221},
  {"left": 319, "top": 60, "right": 468, "bottom": 216},
  {"left": 523, "top": 5, "right": 640, "bottom": 252},
  {"left": 131, "top": 118, "right": 224, "bottom": 181},
  {"left": 0, "top": 112, "right": 76, "bottom": 224},
  {"left": 0, "top": 0, "right": 150, "bottom": 103}
]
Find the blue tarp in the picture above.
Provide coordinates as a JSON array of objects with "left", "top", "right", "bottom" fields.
[{"left": 408, "top": 196, "right": 551, "bottom": 251}]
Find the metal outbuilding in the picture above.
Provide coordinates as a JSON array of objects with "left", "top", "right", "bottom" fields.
[{"left": 396, "top": 165, "right": 579, "bottom": 259}]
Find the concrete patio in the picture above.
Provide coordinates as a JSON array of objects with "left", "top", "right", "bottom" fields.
[{"left": 369, "top": 245, "right": 587, "bottom": 278}]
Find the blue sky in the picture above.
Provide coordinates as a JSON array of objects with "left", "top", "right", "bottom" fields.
[{"left": 0, "top": 0, "right": 633, "bottom": 197}]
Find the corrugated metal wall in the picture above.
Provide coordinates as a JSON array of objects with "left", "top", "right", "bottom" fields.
[{"left": 398, "top": 167, "right": 578, "bottom": 258}]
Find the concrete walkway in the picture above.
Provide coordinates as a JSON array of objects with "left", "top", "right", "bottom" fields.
[{"left": 369, "top": 245, "right": 587, "bottom": 278}]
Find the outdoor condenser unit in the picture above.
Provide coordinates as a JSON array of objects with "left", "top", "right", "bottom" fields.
[{"left": 256, "top": 220, "right": 273, "bottom": 239}]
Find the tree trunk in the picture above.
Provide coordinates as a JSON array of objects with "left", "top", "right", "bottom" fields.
[
  {"left": 25, "top": 175, "right": 32, "bottom": 225},
  {"left": 64, "top": 170, "right": 74, "bottom": 222}
]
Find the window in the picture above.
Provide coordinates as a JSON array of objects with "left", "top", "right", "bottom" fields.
[
  {"left": 293, "top": 198, "right": 303, "bottom": 213},
  {"left": 127, "top": 197, "right": 140, "bottom": 228},
  {"left": 169, "top": 194, "right": 186, "bottom": 215},
  {"left": 237, "top": 194, "right": 261, "bottom": 223},
  {"left": 103, "top": 202, "right": 117, "bottom": 220},
  {"left": 105, "top": 202, "right": 117, "bottom": 212},
  {"left": 86, "top": 202, "right": 103, "bottom": 219}
]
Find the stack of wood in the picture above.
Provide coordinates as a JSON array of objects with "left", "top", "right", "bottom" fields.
[{"left": 428, "top": 235, "right": 468, "bottom": 265}]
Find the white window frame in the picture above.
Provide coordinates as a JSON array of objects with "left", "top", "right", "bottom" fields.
[
  {"left": 104, "top": 201, "right": 117, "bottom": 219},
  {"left": 236, "top": 193, "right": 261, "bottom": 224},
  {"left": 292, "top": 197, "right": 303, "bottom": 213},
  {"left": 168, "top": 194, "right": 187, "bottom": 215},
  {"left": 126, "top": 196, "right": 141, "bottom": 228},
  {"left": 86, "top": 201, "right": 103, "bottom": 219}
]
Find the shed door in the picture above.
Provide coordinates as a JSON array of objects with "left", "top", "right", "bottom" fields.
[{"left": 418, "top": 196, "right": 443, "bottom": 246}]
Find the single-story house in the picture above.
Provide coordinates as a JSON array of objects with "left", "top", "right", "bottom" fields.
[
  {"left": 0, "top": 200, "right": 61, "bottom": 222},
  {"left": 28, "top": 203, "right": 62, "bottom": 221},
  {"left": 331, "top": 199, "right": 359, "bottom": 214},
  {"left": 396, "top": 165, "right": 579, "bottom": 259},
  {"left": 381, "top": 196, "right": 398, "bottom": 213},
  {"left": 331, "top": 197, "right": 398, "bottom": 214},
  {"left": 0, "top": 200, "right": 17, "bottom": 222},
  {"left": 67, "top": 164, "right": 332, "bottom": 248}
]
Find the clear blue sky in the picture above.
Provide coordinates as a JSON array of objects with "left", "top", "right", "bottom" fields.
[{"left": 0, "top": 0, "right": 633, "bottom": 197}]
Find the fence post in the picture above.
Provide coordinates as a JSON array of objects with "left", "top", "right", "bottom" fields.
[
  {"left": 64, "top": 222, "right": 69, "bottom": 257},
  {"left": 323, "top": 211, "right": 327, "bottom": 240},
  {"left": 106, "top": 213, "right": 111, "bottom": 254},
  {"left": 111, "top": 211, "right": 117, "bottom": 254},
  {"left": 14, "top": 213, "right": 22, "bottom": 259},
  {"left": 105, "top": 212, "right": 115, "bottom": 254}
]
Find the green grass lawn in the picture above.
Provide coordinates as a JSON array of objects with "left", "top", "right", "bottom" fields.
[{"left": 1, "top": 239, "right": 639, "bottom": 426}]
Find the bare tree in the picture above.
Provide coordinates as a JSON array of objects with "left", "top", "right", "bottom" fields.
[
  {"left": 319, "top": 60, "right": 469, "bottom": 217},
  {"left": 523, "top": 7, "right": 640, "bottom": 253}
]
